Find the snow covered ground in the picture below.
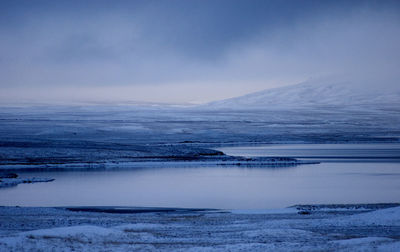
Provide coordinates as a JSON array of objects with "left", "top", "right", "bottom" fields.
[
  {"left": 1, "top": 79, "right": 399, "bottom": 171},
  {"left": 205, "top": 79, "right": 400, "bottom": 109},
  {"left": 0, "top": 204, "right": 399, "bottom": 251},
  {"left": 0, "top": 100, "right": 399, "bottom": 171},
  {"left": 0, "top": 80, "right": 399, "bottom": 250}
]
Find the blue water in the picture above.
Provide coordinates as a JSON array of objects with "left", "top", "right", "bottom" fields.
[
  {"left": 218, "top": 143, "right": 400, "bottom": 162},
  {"left": 1, "top": 144, "right": 399, "bottom": 209}
]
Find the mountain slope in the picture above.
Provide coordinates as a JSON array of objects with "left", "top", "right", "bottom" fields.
[{"left": 205, "top": 80, "right": 400, "bottom": 109}]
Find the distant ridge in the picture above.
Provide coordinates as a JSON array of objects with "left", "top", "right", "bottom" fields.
[{"left": 204, "top": 79, "right": 400, "bottom": 109}]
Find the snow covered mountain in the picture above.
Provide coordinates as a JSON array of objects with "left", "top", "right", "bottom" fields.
[{"left": 205, "top": 79, "right": 400, "bottom": 109}]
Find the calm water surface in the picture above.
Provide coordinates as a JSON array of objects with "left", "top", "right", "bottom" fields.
[
  {"left": 1, "top": 144, "right": 399, "bottom": 209},
  {"left": 218, "top": 143, "right": 400, "bottom": 162}
]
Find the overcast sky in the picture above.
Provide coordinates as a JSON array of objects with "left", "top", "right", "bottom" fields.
[{"left": 1, "top": 0, "right": 399, "bottom": 104}]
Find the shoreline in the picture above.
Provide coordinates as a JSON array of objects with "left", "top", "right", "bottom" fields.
[{"left": 0, "top": 158, "right": 317, "bottom": 172}]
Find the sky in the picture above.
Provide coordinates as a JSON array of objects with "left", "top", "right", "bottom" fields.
[{"left": 0, "top": 0, "right": 399, "bottom": 104}]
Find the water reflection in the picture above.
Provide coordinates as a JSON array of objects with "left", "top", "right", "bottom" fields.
[
  {"left": 218, "top": 143, "right": 400, "bottom": 162},
  {"left": 0, "top": 161, "right": 399, "bottom": 209}
]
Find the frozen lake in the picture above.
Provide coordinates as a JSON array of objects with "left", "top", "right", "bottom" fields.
[{"left": 1, "top": 144, "right": 399, "bottom": 209}]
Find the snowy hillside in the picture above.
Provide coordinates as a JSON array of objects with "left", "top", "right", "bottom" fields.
[{"left": 205, "top": 79, "right": 400, "bottom": 109}]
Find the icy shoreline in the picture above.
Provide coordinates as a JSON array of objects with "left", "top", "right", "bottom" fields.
[
  {"left": 0, "top": 203, "right": 399, "bottom": 251},
  {"left": 0, "top": 157, "right": 317, "bottom": 172},
  {"left": 0, "top": 173, "right": 54, "bottom": 188}
]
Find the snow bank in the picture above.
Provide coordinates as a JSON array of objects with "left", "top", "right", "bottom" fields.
[
  {"left": 0, "top": 205, "right": 400, "bottom": 251},
  {"left": 327, "top": 206, "right": 400, "bottom": 226},
  {"left": 23, "top": 225, "right": 119, "bottom": 238}
]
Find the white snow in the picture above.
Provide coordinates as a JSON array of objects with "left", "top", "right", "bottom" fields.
[
  {"left": 24, "top": 225, "right": 120, "bottom": 237},
  {"left": 326, "top": 206, "right": 400, "bottom": 226},
  {"left": 205, "top": 79, "right": 400, "bottom": 109},
  {"left": 0, "top": 205, "right": 399, "bottom": 251},
  {"left": 330, "top": 236, "right": 393, "bottom": 246},
  {"left": 377, "top": 241, "right": 400, "bottom": 251}
]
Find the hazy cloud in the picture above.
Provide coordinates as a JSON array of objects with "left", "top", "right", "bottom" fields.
[{"left": 0, "top": 0, "right": 399, "bottom": 103}]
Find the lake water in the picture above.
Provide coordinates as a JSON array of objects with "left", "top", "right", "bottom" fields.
[
  {"left": 1, "top": 144, "right": 399, "bottom": 209},
  {"left": 218, "top": 143, "right": 400, "bottom": 162}
]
